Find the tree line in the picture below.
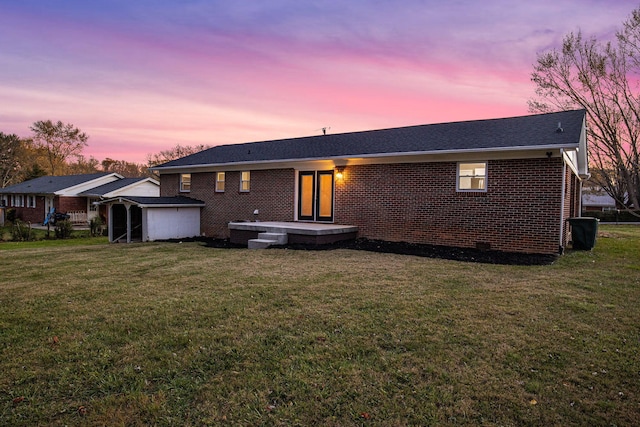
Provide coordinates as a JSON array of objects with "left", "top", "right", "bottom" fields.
[
  {"left": 0, "top": 120, "right": 209, "bottom": 187},
  {"left": 5, "top": 5, "right": 640, "bottom": 209}
]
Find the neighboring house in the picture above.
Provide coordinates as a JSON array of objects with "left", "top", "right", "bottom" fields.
[
  {"left": 581, "top": 182, "right": 629, "bottom": 212},
  {"left": 149, "top": 109, "right": 588, "bottom": 255},
  {"left": 0, "top": 173, "right": 159, "bottom": 224},
  {"left": 582, "top": 192, "right": 617, "bottom": 212},
  {"left": 79, "top": 177, "right": 160, "bottom": 222}
]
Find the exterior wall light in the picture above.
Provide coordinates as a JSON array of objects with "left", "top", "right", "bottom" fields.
[{"left": 335, "top": 167, "right": 345, "bottom": 182}]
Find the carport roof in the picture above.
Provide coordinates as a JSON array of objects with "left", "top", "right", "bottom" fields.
[{"left": 99, "top": 196, "right": 205, "bottom": 208}]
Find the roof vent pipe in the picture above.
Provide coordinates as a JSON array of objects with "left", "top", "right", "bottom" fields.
[{"left": 556, "top": 122, "right": 563, "bottom": 133}]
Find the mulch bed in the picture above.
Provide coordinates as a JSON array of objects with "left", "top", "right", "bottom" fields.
[{"left": 193, "top": 237, "right": 558, "bottom": 266}]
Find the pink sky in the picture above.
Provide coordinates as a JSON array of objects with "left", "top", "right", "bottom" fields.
[{"left": 0, "top": 1, "right": 636, "bottom": 164}]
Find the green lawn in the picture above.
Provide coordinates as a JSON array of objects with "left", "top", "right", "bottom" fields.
[{"left": 1, "top": 225, "right": 639, "bottom": 426}]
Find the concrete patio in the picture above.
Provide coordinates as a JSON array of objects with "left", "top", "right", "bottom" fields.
[{"left": 228, "top": 221, "right": 358, "bottom": 248}]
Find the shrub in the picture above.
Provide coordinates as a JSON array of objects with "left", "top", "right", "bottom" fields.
[
  {"left": 583, "top": 210, "right": 640, "bottom": 222},
  {"left": 6, "top": 208, "right": 16, "bottom": 223},
  {"left": 54, "top": 220, "right": 74, "bottom": 239},
  {"left": 12, "top": 219, "right": 32, "bottom": 241},
  {"left": 90, "top": 216, "right": 105, "bottom": 237}
]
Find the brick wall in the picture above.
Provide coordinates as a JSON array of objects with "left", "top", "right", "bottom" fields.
[
  {"left": 159, "top": 158, "right": 577, "bottom": 254},
  {"left": 56, "top": 196, "right": 87, "bottom": 213},
  {"left": 161, "top": 170, "right": 295, "bottom": 238},
  {"left": 160, "top": 174, "right": 180, "bottom": 197},
  {"left": 7, "top": 195, "right": 86, "bottom": 224},
  {"left": 335, "top": 158, "right": 567, "bottom": 255},
  {"left": 10, "top": 197, "right": 43, "bottom": 223},
  {"left": 7, "top": 196, "right": 44, "bottom": 223}
]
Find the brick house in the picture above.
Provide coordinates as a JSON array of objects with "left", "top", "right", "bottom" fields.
[
  {"left": 151, "top": 110, "right": 589, "bottom": 255},
  {"left": 0, "top": 173, "right": 159, "bottom": 224}
]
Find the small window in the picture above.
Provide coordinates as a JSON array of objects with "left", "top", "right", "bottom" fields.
[
  {"left": 458, "top": 162, "right": 487, "bottom": 191},
  {"left": 215, "top": 172, "right": 225, "bottom": 192},
  {"left": 240, "top": 171, "right": 250, "bottom": 192},
  {"left": 0, "top": 196, "right": 6, "bottom": 207},
  {"left": 12, "top": 194, "right": 24, "bottom": 207},
  {"left": 26, "top": 195, "right": 36, "bottom": 208},
  {"left": 89, "top": 198, "right": 98, "bottom": 212},
  {"left": 180, "top": 174, "right": 191, "bottom": 192}
]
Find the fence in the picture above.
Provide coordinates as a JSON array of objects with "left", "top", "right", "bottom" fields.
[
  {"left": 582, "top": 209, "right": 640, "bottom": 222},
  {"left": 67, "top": 210, "right": 88, "bottom": 224}
]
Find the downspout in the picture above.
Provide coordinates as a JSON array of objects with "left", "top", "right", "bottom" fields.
[
  {"left": 577, "top": 177, "right": 583, "bottom": 215},
  {"left": 559, "top": 149, "right": 567, "bottom": 253}
]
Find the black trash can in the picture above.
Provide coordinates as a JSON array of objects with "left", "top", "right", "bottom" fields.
[{"left": 567, "top": 217, "right": 599, "bottom": 250}]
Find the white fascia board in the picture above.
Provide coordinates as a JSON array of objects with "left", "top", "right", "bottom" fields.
[
  {"left": 577, "top": 118, "right": 589, "bottom": 178},
  {"left": 151, "top": 144, "right": 579, "bottom": 174},
  {"left": 102, "top": 178, "right": 160, "bottom": 198},
  {"left": 562, "top": 149, "right": 580, "bottom": 176},
  {"left": 55, "top": 173, "right": 124, "bottom": 196}
]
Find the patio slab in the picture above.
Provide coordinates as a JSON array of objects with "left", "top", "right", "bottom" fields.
[{"left": 228, "top": 221, "right": 358, "bottom": 246}]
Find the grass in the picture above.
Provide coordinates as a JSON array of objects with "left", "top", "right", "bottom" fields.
[
  {"left": 0, "top": 225, "right": 639, "bottom": 426},
  {"left": 0, "top": 224, "right": 106, "bottom": 249}
]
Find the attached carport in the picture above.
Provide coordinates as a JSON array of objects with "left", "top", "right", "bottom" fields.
[{"left": 99, "top": 196, "right": 205, "bottom": 243}]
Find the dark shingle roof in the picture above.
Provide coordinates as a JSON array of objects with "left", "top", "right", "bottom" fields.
[
  {"left": 0, "top": 173, "right": 113, "bottom": 194},
  {"left": 154, "top": 110, "right": 586, "bottom": 169},
  {"left": 79, "top": 178, "right": 154, "bottom": 196}
]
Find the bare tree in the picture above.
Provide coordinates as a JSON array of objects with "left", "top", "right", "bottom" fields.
[
  {"left": 147, "top": 144, "right": 210, "bottom": 170},
  {"left": 529, "top": 8, "right": 640, "bottom": 212},
  {"left": 30, "top": 120, "right": 88, "bottom": 176}
]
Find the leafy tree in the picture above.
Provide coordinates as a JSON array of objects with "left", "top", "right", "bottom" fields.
[
  {"left": 101, "top": 158, "right": 147, "bottom": 177},
  {"left": 0, "top": 132, "right": 25, "bottom": 188},
  {"left": 67, "top": 155, "right": 100, "bottom": 174},
  {"left": 22, "top": 163, "right": 48, "bottom": 182},
  {"left": 0, "top": 134, "right": 46, "bottom": 186},
  {"left": 30, "top": 120, "right": 88, "bottom": 176},
  {"left": 529, "top": 7, "right": 640, "bottom": 211}
]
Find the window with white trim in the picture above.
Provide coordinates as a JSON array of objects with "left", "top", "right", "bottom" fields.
[
  {"left": 12, "top": 194, "right": 24, "bottom": 207},
  {"left": 457, "top": 162, "right": 487, "bottom": 191},
  {"left": 26, "top": 195, "right": 36, "bottom": 208},
  {"left": 180, "top": 173, "right": 191, "bottom": 192},
  {"left": 215, "top": 172, "right": 225, "bottom": 192},
  {"left": 240, "top": 171, "right": 250, "bottom": 192},
  {"left": 1, "top": 195, "right": 8, "bottom": 207}
]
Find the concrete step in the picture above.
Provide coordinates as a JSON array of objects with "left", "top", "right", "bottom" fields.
[
  {"left": 248, "top": 238, "right": 278, "bottom": 249},
  {"left": 248, "top": 232, "right": 288, "bottom": 249},
  {"left": 258, "top": 232, "right": 288, "bottom": 245}
]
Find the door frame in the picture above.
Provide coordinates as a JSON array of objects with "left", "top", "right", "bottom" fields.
[
  {"left": 296, "top": 170, "right": 334, "bottom": 222},
  {"left": 44, "top": 196, "right": 55, "bottom": 221}
]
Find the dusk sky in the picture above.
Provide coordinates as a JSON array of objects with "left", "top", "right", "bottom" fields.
[{"left": 0, "top": 1, "right": 636, "bottom": 164}]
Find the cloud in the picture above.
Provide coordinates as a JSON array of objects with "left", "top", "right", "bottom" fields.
[{"left": 0, "top": 1, "right": 636, "bottom": 163}]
